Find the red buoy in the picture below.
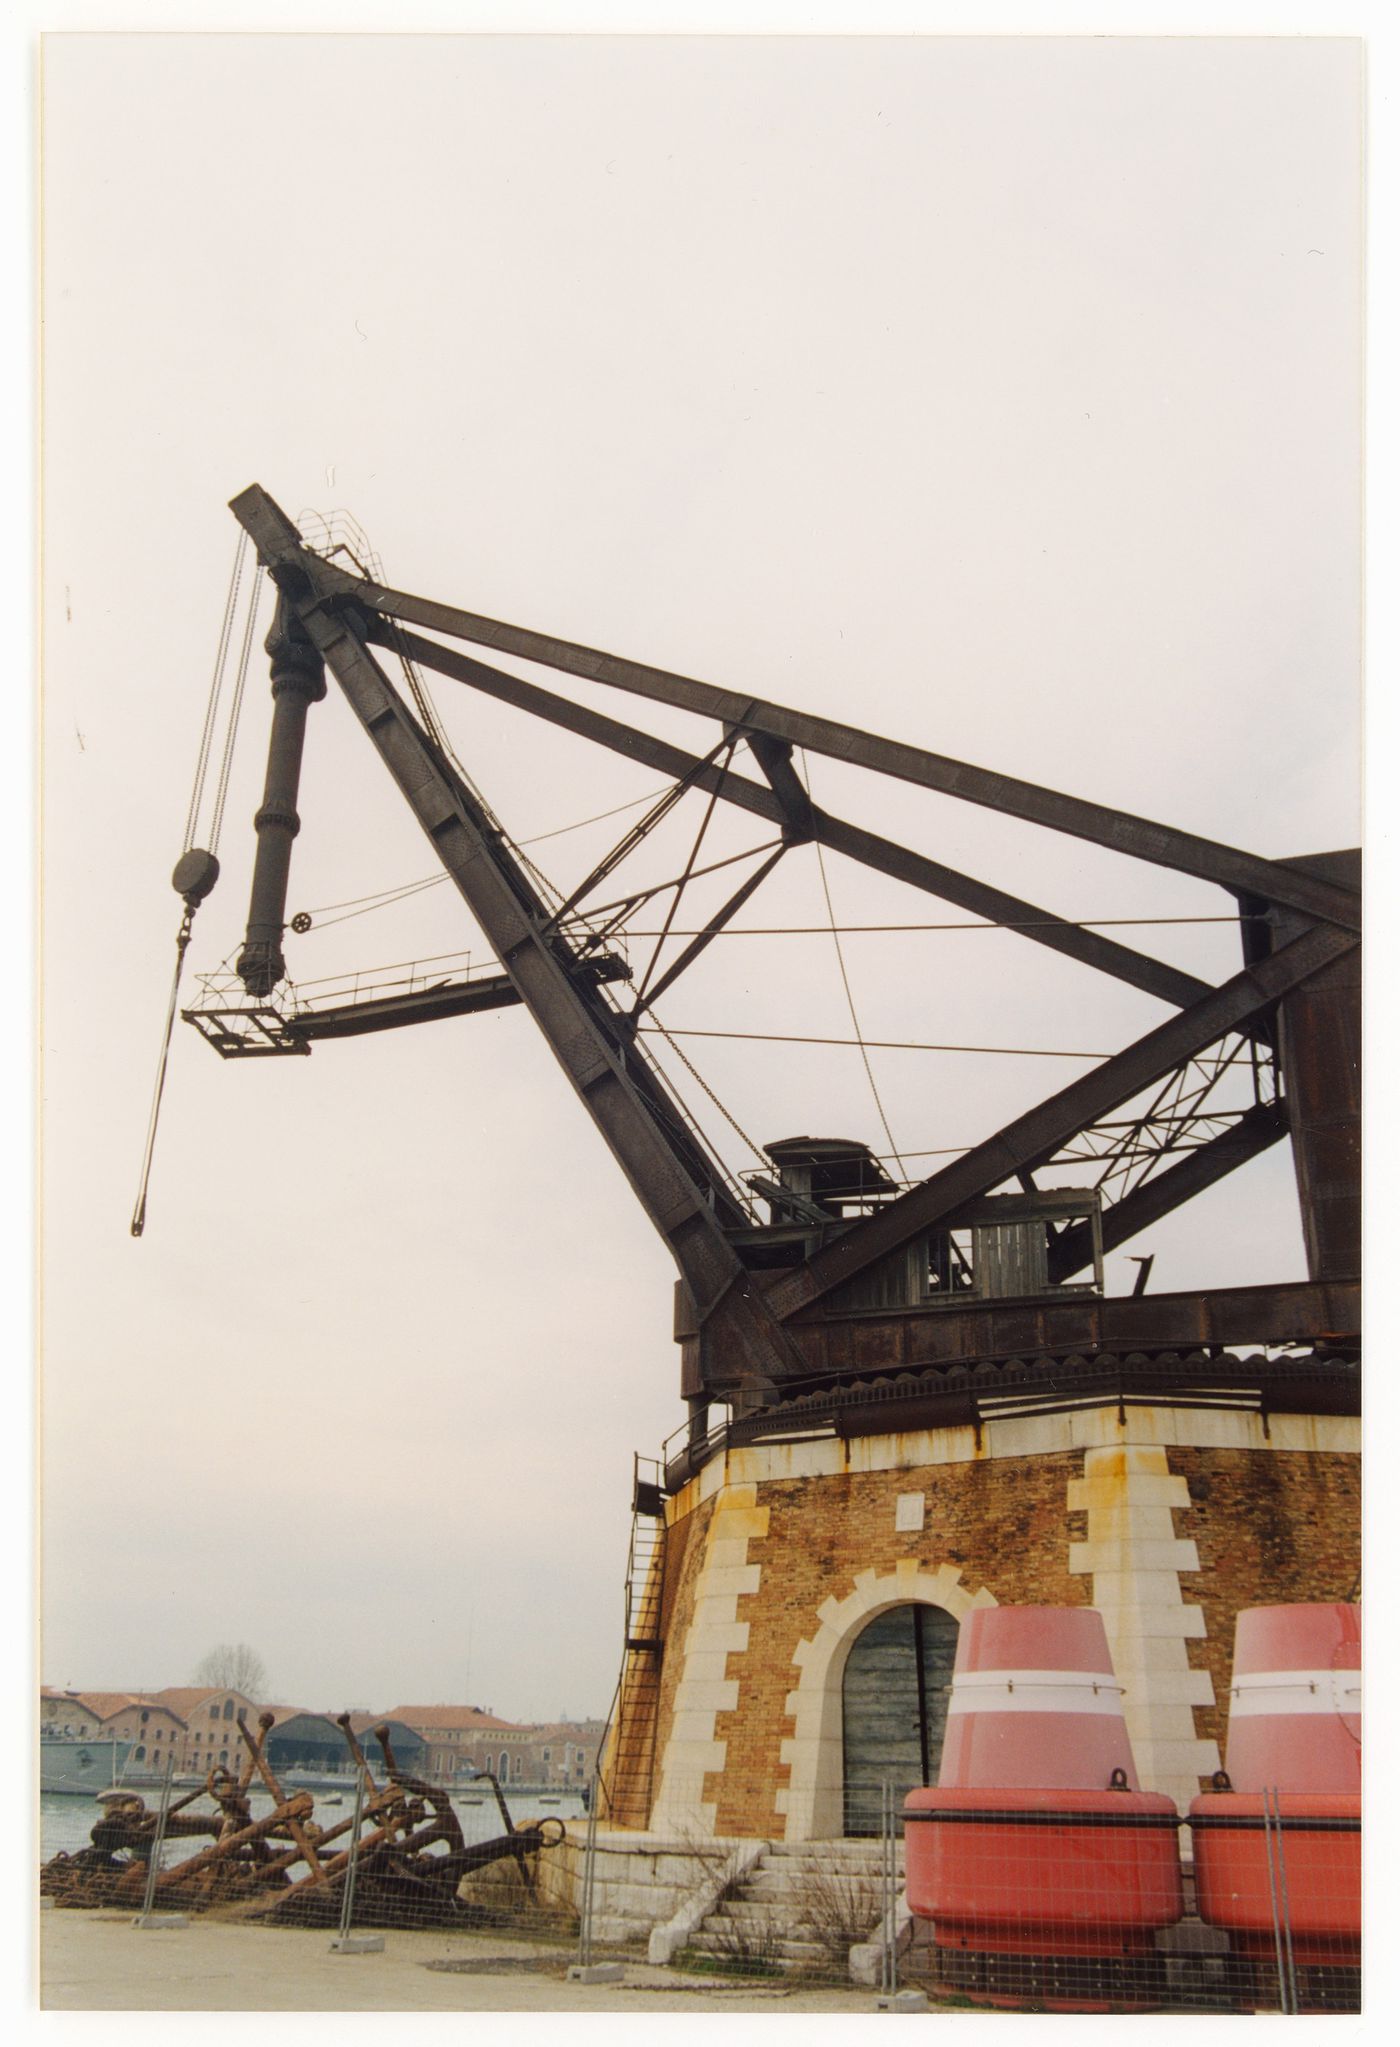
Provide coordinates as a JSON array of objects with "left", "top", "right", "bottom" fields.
[
  {"left": 1223, "top": 1602, "right": 1360, "bottom": 1794},
  {"left": 905, "top": 1607, "right": 1182, "bottom": 1993},
  {"left": 939, "top": 1604, "right": 1140, "bottom": 1790},
  {"left": 1189, "top": 1604, "right": 1360, "bottom": 1974}
]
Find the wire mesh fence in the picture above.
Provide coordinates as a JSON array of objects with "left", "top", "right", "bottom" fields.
[{"left": 40, "top": 1731, "right": 1360, "bottom": 2011}]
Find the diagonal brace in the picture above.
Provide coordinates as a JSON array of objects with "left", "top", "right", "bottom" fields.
[
  {"left": 762, "top": 921, "right": 1356, "bottom": 1321},
  {"left": 368, "top": 618, "right": 1216, "bottom": 1014},
  {"left": 1046, "top": 1097, "right": 1290, "bottom": 1281},
  {"left": 246, "top": 499, "right": 1359, "bottom": 934},
  {"left": 638, "top": 844, "right": 788, "bottom": 1012}
]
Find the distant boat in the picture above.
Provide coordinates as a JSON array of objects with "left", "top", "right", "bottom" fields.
[{"left": 40, "top": 1737, "right": 132, "bottom": 1796}]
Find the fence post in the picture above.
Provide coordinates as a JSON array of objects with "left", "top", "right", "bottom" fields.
[
  {"left": 330, "top": 1763, "right": 384, "bottom": 1954},
  {"left": 1269, "top": 1786, "right": 1300, "bottom": 2014},
  {"left": 566, "top": 1768, "right": 623, "bottom": 1983},
  {"left": 1260, "top": 1786, "right": 1292, "bottom": 2012},
  {"left": 874, "top": 1781, "right": 926, "bottom": 2011},
  {"left": 579, "top": 1775, "right": 599, "bottom": 1967},
  {"left": 132, "top": 1754, "right": 187, "bottom": 1930},
  {"left": 882, "top": 1781, "right": 897, "bottom": 1997}
]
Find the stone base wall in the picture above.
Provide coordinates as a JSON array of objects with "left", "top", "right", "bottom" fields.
[
  {"left": 531, "top": 1825, "right": 757, "bottom": 1944},
  {"left": 614, "top": 1405, "right": 1358, "bottom": 1838}
]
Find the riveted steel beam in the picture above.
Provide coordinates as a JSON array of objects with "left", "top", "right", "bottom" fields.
[
  {"left": 369, "top": 619, "right": 1214, "bottom": 1013},
  {"left": 761, "top": 921, "right": 1356, "bottom": 1322},
  {"left": 1046, "top": 1096, "right": 1290, "bottom": 1282},
  {"left": 229, "top": 487, "right": 802, "bottom": 1395},
  {"left": 267, "top": 522, "right": 1358, "bottom": 932}
]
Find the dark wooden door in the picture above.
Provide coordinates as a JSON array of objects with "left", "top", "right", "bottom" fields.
[{"left": 841, "top": 1603, "right": 960, "bottom": 1837}]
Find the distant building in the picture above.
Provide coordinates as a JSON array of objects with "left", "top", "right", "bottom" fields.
[
  {"left": 264, "top": 1712, "right": 427, "bottom": 1779},
  {"left": 382, "top": 1706, "right": 607, "bottom": 1785},
  {"left": 40, "top": 1689, "right": 107, "bottom": 1740},
  {"left": 67, "top": 1693, "right": 188, "bottom": 1772},
  {"left": 150, "top": 1687, "right": 256, "bottom": 1775},
  {"left": 381, "top": 1704, "right": 520, "bottom": 1782},
  {"left": 39, "top": 1684, "right": 608, "bottom": 1790},
  {"left": 525, "top": 1719, "right": 608, "bottom": 1787}
]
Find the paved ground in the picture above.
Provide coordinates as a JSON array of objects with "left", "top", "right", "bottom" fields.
[{"left": 40, "top": 1910, "right": 910, "bottom": 2013}]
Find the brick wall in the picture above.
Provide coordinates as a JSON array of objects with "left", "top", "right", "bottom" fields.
[
  {"left": 1172, "top": 1445, "right": 1360, "bottom": 1760},
  {"left": 614, "top": 1418, "right": 1360, "bottom": 1840},
  {"left": 707, "top": 1454, "right": 1085, "bottom": 1837}
]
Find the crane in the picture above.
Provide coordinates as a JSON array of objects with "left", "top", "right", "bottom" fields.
[{"left": 176, "top": 486, "right": 1361, "bottom": 1467}]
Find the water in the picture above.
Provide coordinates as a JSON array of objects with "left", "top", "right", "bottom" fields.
[{"left": 40, "top": 1785, "right": 586, "bottom": 1864}]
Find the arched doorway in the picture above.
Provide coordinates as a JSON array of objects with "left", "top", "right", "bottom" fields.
[{"left": 841, "top": 1602, "right": 960, "bottom": 1836}]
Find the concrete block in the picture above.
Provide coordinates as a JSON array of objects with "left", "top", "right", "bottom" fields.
[
  {"left": 330, "top": 1933, "right": 385, "bottom": 1954},
  {"left": 1169, "top": 1410, "right": 1250, "bottom": 1449},
  {"left": 660, "top": 1716, "right": 729, "bottom": 1752},
  {"left": 1069, "top": 1538, "right": 1200, "bottom": 1573},
  {"left": 712, "top": 1482, "right": 759, "bottom": 1509},
  {"left": 1069, "top": 1477, "right": 1189, "bottom": 1511},
  {"left": 988, "top": 1413, "right": 1075, "bottom": 1457},
  {"left": 693, "top": 1565, "right": 762, "bottom": 1602},
  {"left": 670, "top": 1680, "right": 740, "bottom": 1716},
  {"left": 130, "top": 1913, "right": 189, "bottom": 1930},
  {"left": 1109, "top": 1632, "right": 1213, "bottom": 1674},
  {"left": 711, "top": 1507, "right": 770, "bottom": 1541},
  {"left": 609, "top": 1880, "right": 682, "bottom": 1921},
  {"left": 1086, "top": 1570, "right": 1191, "bottom": 1604},
  {"left": 848, "top": 1941, "right": 879, "bottom": 1987},
  {"left": 567, "top": 1961, "right": 625, "bottom": 1984},
  {"left": 679, "top": 1645, "right": 744, "bottom": 1683},
  {"left": 1119, "top": 1668, "right": 1216, "bottom": 1707},
  {"left": 875, "top": 1990, "right": 929, "bottom": 2012},
  {"left": 1268, "top": 1414, "right": 1359, "bottom": 1454}
]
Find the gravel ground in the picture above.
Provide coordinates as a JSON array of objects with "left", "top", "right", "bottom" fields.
[{"left": 39, "top": 1910, "right": 901, "bottom": 2013}]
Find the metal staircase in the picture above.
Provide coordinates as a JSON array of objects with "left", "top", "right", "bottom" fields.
[{"left": 599, "top": 1455, "right": 668, "bottom": 1828}]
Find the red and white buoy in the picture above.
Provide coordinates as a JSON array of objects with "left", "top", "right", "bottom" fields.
[
  {"left": 905, "top": 1606, "right": 1182, "bottom": 1993},
  {"left": 1222, "top": 1601, "right": 1360, "bottom": 1793},
  {"left": 938, "top": 1604, "right": 1141, "bottom": 1790},
  {"left": 1190, "top": 1603, "right": 1360, "bottom": 1973}
]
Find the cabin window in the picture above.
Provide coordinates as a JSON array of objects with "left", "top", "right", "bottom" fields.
[
  {"left": 927, "top": 1189, "right": 1105, "bottom": 1303},
  {"left": 223, "top": 1699, "right": 234, "bottom": 1719}
]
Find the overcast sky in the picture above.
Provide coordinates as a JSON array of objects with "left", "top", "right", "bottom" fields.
[{"left": 39, "top": 33, "right": 1361, "bottom": 1723}]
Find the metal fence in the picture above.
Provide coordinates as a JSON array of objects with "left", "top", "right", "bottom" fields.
[{"left": 40, "top": 1728, "right": 1360, "bottom": 2012}]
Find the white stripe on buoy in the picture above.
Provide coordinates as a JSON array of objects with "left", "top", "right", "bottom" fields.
[
  {"left": 946, "top": 1670, "right": 1127, "bottom": 1715},
  {"left": 1229, "top": 1669, "right": 1362, "bottom": 1716}
]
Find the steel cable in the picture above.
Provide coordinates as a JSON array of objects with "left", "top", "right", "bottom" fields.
[
  {"left": 130, "top": 911, "right": 195, "bottom": 1237},
  {"left": 208, "top": 557, "right": 262, "bottom": 856},
  {"left": 636, "top": 1025, "right": 1110, "bottom": 1059},
  {"left": 805, "top": 752, "right": 907, "bottom": 1176},
  {"left": 182, "top": 531, "right": 247, "bottom": 852}
]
